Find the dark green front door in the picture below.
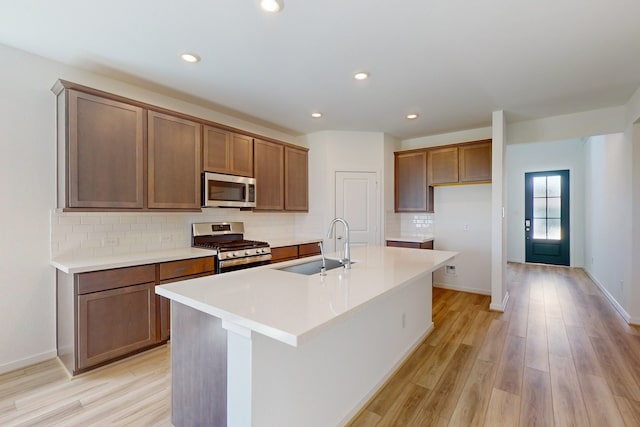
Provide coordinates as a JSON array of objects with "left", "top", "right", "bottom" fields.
[{"left": 525, "top": 170, "right": 570, "bottom": 266}]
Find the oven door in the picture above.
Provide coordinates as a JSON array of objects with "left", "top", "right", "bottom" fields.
[
  {"left": 203, "top": 172, "right": 256, "bottom": 208},
  {"left": 217, "top": 254, "right": 272, "bottom": 274}
]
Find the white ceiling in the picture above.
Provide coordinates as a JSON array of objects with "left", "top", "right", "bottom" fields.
[{"left": 1, "top": 0, "right": 639, "bottom": 140}]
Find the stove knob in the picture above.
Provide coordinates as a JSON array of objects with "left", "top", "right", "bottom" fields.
[
  {"left": 233, "top": 251, "right": 240, "bottom": 257},
  {"left": 245, "top": 250, "right": 251, "bottom": 255}
]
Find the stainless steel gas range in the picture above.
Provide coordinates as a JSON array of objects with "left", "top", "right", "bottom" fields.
[{"left": 192, "top": 222, "right": 271, "bottom": 274}]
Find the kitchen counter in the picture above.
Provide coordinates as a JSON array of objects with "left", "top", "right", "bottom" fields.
[
  {"left": 50, "top": 247, "right": 214, "bottom": 274},
  {"left": 156, "top": 245, "right": 457, "bottom": 427},
  {"left": 385, "top": 234, "right": 434, "bottom": 243},
  {"left": 156, "top": 245, "right": 454, "bottom": 346}
]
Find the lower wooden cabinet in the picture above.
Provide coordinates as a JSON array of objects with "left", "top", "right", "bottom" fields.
[
  {"left": 57, "top": 256, "right": 214, "bottom": 375},
  {"left": 77, "top": 281, "right": 156, "bottom": 370},
  {"left": 386, "top": 240, "right": 434, "bottom": 249},
  {"left": 157, "top": 257, "right": 215, "bottom": 343},
  {"left": 270, "top": 242, "right": 322, "bottom": 264}
]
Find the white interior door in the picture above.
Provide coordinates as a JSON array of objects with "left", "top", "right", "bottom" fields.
[{"left": 334, "top": 171, "right": 379, "bottom": 251}]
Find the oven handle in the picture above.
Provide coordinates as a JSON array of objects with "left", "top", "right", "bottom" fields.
[{"left": 219, "top": 254, "right": 272, "bottom": 269}]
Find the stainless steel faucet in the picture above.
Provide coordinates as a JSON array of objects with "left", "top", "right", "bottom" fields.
[
  {"left": 326, "top": 218, "right": 351, "bottom": 270},
  {"left": 318, "top": 241, "right": 327, "bottom": 276}
]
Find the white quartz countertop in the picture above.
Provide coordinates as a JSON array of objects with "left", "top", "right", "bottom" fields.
[
  {"left": 156, "top": 245, "right": 457, "bottom": 347},
  {"left": 385, "top": 234, "right": 435, "bottom": 243},
  {"left": 51, "top": 248, "right": 215, "bottom": 274}
]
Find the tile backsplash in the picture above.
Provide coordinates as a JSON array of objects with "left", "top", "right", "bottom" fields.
[
  {"left": 385, "top": 212, "right": 435, "bottom": 237},
  {"left": 51, "top": 209, "right": 301, "bottom": 258}
]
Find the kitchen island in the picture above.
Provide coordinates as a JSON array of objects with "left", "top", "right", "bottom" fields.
[{"left": 156, "top": 245, "right": 457, "bottom": 427}]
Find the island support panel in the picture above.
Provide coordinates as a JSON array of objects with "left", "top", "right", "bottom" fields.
[
  {"left": 171, "top": 301, "right": 227, "bottom": 427},
  {"left": 228, "top": 272, "right": 434, "bottom": 426}
]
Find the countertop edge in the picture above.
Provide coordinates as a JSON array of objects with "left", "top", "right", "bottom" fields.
[
  {"left": 51, "top": 248, "right": 215, "bottom": 274},
  {"left": 385, "top": 235, "right": 434, "bottom": 243}
]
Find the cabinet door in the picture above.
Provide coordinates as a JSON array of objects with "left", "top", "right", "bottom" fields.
[
  {"left": 459, "top": 141, "right": 492, "bottom": 183},
  {"left": 148, "top": 111, "right": 202, "bottom": 209},
  {"left": 284, "top": 146, "right": 309, "bottom": 211},
  {"left": 203, "top": 127, "right": 254, "bottom": 177},
  {"left": 254, "top": 139, "right": 284, "bottom": 210},
  {"left": 77, "top": 282, "right": 156, "bottom": 369},
  {"left": 395, "top": 151, "right": 431, "bottom": 212},
  {"left": 67, "top": 90, "right": 144, "bottom": 208},
  {"left": 202, "top": 126, "right": 231, "bottom": 174},
  {"left": 230, "top": 133, "right": 254, "bottom": 177},
  {"left": 298, "top": 242, "right": 321, "bottom": 258},
  {"left": 270, "top": 245, "right": 298, "bottom": 263},
  {"left": 428, "top": 147, "right": 459, "bottom": 185}
]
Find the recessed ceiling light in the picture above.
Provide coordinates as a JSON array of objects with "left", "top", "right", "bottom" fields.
[
  {"left": 260, "top": 0, "right": 284, "bottom": 12},
  {"left": 311, "top": 112, "right": 323, "bottom": 118},
  {"left": 181, "top": 53, "right": 201, "bottom": 63},
  {"left": 354, "top": 72, "right": 369, "bottom": 80},
  {"left": 406, "top": 114, "right": 419, "bottom": 120}
]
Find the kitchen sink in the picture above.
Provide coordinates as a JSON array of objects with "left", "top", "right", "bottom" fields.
[{"left": 276, "top": 258, "right": 354, "bottom": 275}]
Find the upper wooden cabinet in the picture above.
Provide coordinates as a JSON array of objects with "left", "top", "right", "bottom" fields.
[
  {"left": 284, "top": 146, "right": 309, "bottom": 211},
  {"left": 60, "top": 89, "right": 145, "bottom": 209},
  {"left": 459, "top": 141, "right": 492, "bottom": 183},
  {"left": 394, "top": 150, "right": 433, "bottom": 212},
  {"left": 148, "top": 111, "right": 202, "bottom": 209},
  {"left": 428, "top": 146, "right": 459, "bottom": 185},
  {"left": 202, "top": 126, "right": 254, "bottom": 177},
  {"left": 427, "top": 139, "right": 492, "bottom": 186},
  {"left": 254, "top": 140, "right": 309, "bottom": 212},
  {"left": 254, "top": 139, "right": 285, "bottom": 210},
  {"left": 52, "top": 80, "right": 303, "bottom": 213}
]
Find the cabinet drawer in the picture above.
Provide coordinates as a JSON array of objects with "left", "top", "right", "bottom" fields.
[
  {"left": 299, "top": 242, "right": 321, "bottom": 258},
  {"left": 77, "top": 265, "right": 156, "bottom": 295},
  {"left": 270, "top": 245, "right": 299, "bottom": 263},
  {"left": 159, "top": 257, "right": 214, "bottom": 282}
]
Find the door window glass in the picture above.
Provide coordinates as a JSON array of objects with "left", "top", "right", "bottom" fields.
[{"left": 533, "top": 175, "right": 562, "bottom": 240}]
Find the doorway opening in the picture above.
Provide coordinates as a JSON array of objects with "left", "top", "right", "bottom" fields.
[{"left": 524, "top": 170, "right": 570, "bottom": 266}]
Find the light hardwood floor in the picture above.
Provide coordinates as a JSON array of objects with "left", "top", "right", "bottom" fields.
[
  {"left": 1, "top": 263, "right": 639, "bottom": 426},
  {"left": 0, "top": 344, "right": 172, "bottom": 426},
  {"left": 348, "top": 263, "right": 640, "bottom": 426}
]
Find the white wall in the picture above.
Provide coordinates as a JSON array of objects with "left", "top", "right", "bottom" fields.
[
  {"left": 584, "top": 133, "right": 630, "bottom": 314},
  {"left": 400, "top": 127, "right": 494, "bottom": 295},
  {"left": 0, "top": 43, "right": 303, "bottom": 372},
  {"left": 506, "top": 106, "right": 626, "bottom": 145},
  {"left": 506, "top": 138, "right": 586, "bottom": 266},
  {"left": 432, "top": 185, "right": 492, "bottom": 294},
  {"left": 296, "top": 131, "right": 388, "bottom": 252},
  {"left": 627, "top": 84, "right": 640, "bottom": 324}
]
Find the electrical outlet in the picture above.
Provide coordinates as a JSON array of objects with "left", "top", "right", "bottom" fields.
[
  {"left": 445, "top": 265, "right": 456, "bottom": 276},
  {"left": 102, "top": 237, "right": 118, "bottom": 247},
  {"left": 463, "top": 224, "right": 470, "bottom": 231}
]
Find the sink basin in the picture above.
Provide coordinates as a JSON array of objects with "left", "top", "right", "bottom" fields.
[{"left": 277, "top": 258, "right": 353, "bottom": 275}]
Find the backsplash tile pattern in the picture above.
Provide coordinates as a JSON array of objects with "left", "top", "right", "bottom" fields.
[
  {"left": 385, "top": 212, "right": 435, "bottom": 237},
  {"left": 51, "top": 209, "right": 301, "bottom": 258},
  {"left": 399, "top": 213, "right": 434, "bottom": 235}
]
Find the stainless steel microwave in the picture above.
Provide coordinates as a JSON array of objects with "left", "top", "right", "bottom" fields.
[{"left": 202, "top": 172, "right": 256, "bottom": 208}]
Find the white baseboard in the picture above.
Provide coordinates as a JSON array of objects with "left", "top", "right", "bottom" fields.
[
  {"left": 583, "top": 269, "right": 632, "bottom": 324},
  {"left": 489, "top": 291, "right": 510, "bottom": 312},
  {"left": 433, "top": 282, "right": 491, "bottom": 296},
  {"left": 0, "top": 349, "right": 57, "bottom": 375}
]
